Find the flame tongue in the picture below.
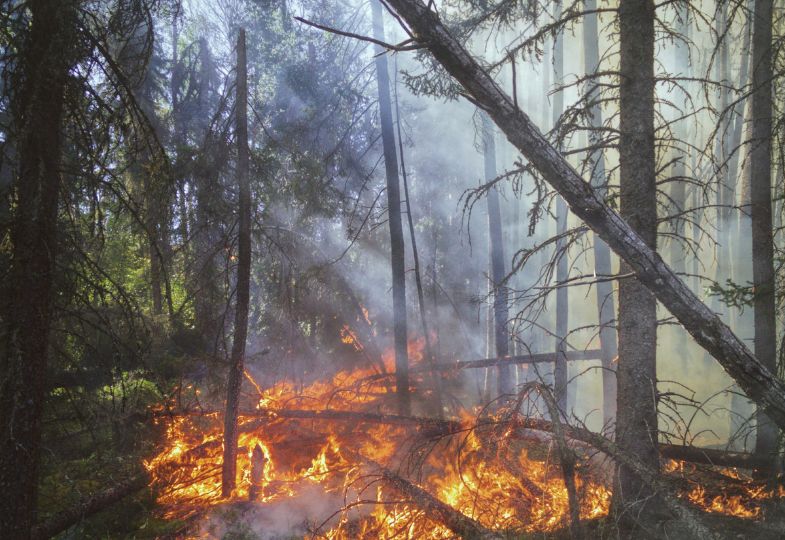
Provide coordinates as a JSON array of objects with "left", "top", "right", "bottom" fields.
[{"left": 147, "top": 343, "right": 779, "bottom": 537}]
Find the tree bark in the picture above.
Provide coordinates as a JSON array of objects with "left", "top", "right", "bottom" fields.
[
  {"left": 221, "top": 27, "right": 251, "bottom": 497},
  {"left": 377, "top": 0, "right": 785, "bottom": 430},
  {"left": 0, "top": 1, "right": 76, "bottom": 536},
  {"left": 614, "top": 0, "right": 660, "bottom": 514},
  {"left": 371, "top": 0, "right": 410, "bottom": 415},
  {"left": 749, "top": 0, "right": 778, "bottom": 469}
]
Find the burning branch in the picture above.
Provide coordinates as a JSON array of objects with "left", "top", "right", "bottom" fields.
[
  {"left": 522, "top": 383, "right": 584, "bottom": 539},
  {"left": 368, "top": 462, "right": 505, "bottom": 539}
]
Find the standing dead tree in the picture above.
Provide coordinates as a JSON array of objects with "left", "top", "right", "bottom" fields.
[
  {"left": 221, "top": 27, "right": 252, "bottom": 497},
  {"left": 371, "top": 0, "right": 411, "bottom": 416}
]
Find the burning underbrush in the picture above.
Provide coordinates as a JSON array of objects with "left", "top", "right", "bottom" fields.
[{"left": 145, "top": 341, "right": 784, "bottom": 538}]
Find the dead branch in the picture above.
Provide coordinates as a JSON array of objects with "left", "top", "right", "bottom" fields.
[
  {"left": 439, "top": 349, "right": 603, "bottom": 371},
  {"left": 376, "top": 465, "right": 505, "bottom": 539},
  {"left": 659, "top": 444, "right": 775, "bottom": 471},
  {"left": 525, "top": 383, "right": 584, "bottom": 539}
]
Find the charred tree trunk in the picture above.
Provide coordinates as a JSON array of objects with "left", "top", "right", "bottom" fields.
[
  {"left": 482, "top": 114, "right": 511, "bottom": 398},
  {"left": 583, "top": 0, "right": 618, "bottom": 427},
  {"left": 371, "top": 0, "right": 410, "bottom": 415},
  {"left": 221, "top": 28, "right": 251, "bottom": 497},
  {"left": 0, "top": 1, "right": 76, "bottom": 536},
  {"left": 749, "top": 0, "right": 779, "bottom": 470},
  {"left": 381, "top": 0, "right": 785, "bottom": 430},
  {"left": 614, "top": 0, "right": 659, "bottom": 515}
]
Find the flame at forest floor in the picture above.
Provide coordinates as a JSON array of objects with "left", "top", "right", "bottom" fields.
[{"left": 145, "top": 339, "right": 784, "bottom": 538}]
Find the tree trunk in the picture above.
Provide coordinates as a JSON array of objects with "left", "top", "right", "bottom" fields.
[
  {"left": 371, "top": 0, "right": 410, "bottom": 415},
  {"left": 712, "top": 3, "right": 732, "bottom": 320},
  {"left": 749, "top": 0, "right": 778, "bottom": 469},
  {"left": 395, "top": 80, "right": 444, "bottom": 415},
  {"left": 552, "top": 0, "right": 569, "bottom": 412},
  {"left": 380, "top": 0, "right": 785, "bottom": 430},
  {"left": 221, "top": 28, "right": 251, "bottom": 497},
  {"left": 728, "top": 1, "right": 755, "bottom": 451},
  {"left": 583, "top": 0, "right": 618, "bottom": 427},
  {"left": 614, "top": 0, "right": 659, "bottom": 514},
  {"left": 0, "top": 1, "right": 76, "bottom": 536},
  {"left": 482, "top": 114, "right": 511, "bottom": 397}
]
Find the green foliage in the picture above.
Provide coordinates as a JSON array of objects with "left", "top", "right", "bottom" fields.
[{"left": 707, "top": 278, "right": 756, "bottom": 312}]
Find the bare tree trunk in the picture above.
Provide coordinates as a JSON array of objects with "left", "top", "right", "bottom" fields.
[
  {"left": 749, "top": 0, "right": 779, "bottom": 470},
  {"left": 221, "top": 28, "right": 251, "bottom": 497},
  {"left": 582, "top": 0, "right": 618, "bottom": 427},
  {"left": 395, "top": 78, "right": 444, "bottom": 415},
  {"left": 613, "top": 0, "right": 660, "bottom": 515},
  {"left": 0, "top": 1, "right": 76, "bottom": 536},
  {"left": 381, "top": 0, "right": 785, "bottom": 429},
  {"left": 728, "top": 2, "right": 755, "bottom": 451},
  {"left": 482, "top": 114, "right": 511, "bottom": 398},
  {"left": 371, "top": 0, "right": 410, "bottom": 415},
  {"left": 712, "top": 2, "right": 732, "bottom": 319},
  {"left": 552, "top": 0, "right": 569, "bottom": 413}
]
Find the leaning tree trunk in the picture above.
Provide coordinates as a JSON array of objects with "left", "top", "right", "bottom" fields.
[
  {"left": 482, "top": 113, "right": 511, "bottom": 397},
  {"left": 381, "top": 0, "right": 785, "bottom": 430},
  {"left": 583, "top": 0, "right": 618, "bottom": 427},
  {"left": 614, "top": 0, "right": 660, "bottom": 515},
  {"left": 372, "top": 0, "right": 410, "bottom": 415},
  {"left": 749, "top": 0, "right": 778, "bottom": 470},
  {"left": 0, "top": 1, "right": 76, "bottom": 537},
  {"left": 221, "top": 28, "right": 252, "bottom": 497}
]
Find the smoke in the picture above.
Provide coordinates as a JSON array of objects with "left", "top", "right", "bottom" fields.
[{"left": 193, "top": 484, "right": 347, "bottom": 538}]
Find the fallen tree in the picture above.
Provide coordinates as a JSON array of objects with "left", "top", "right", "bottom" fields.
[{"left": 367, "top": 0, "right": 785, "bottom": 429}]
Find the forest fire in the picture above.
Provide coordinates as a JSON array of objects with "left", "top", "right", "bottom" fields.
[
  {"left": 144, "top": 337, "right": 780, "bottom": 538},
  {"left": 6, "top": 0, "right": 785, "bottom": 537}
]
